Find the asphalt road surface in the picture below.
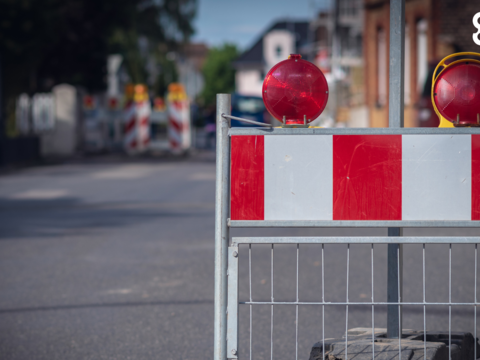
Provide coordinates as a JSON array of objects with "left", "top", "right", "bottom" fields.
[{"left": 0, "top": 154, "right": 478, "bottom": 360}]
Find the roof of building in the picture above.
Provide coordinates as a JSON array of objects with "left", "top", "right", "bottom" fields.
[{"left": 233, "top": 20, "right": 310, "bottom": 68}]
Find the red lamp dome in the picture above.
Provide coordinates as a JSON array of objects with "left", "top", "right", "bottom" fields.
[
  {"left": 433, "top": 62, "right": 480, "bottom": 126},
  {"left": 262, "top": 54, "right": 329, "bottom": 125}
]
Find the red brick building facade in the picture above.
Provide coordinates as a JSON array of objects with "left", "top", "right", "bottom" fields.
[{"left": 364, "top": 0, "right": 480, "bottom": 127}]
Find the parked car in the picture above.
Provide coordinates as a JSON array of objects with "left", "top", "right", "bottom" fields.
[{"left": 231, "top": 94, "right": 271, "bottom": 127}]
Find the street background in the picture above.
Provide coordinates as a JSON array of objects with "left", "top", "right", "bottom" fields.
[
  {"left": 1, "top": 0, "right": 480, "bottom": 358},
  {"left": 0, "top": 153, "right": 478, "bottom": 359}
]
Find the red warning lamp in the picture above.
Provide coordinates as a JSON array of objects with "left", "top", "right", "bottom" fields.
[
  {"left": 432, "top": 52, "right": 480, "bottom": 127},
  {"left": 262, "top": 54, "right": 329, "bottom": 126},
  {"left": 108, "top": 97, "right": 118, "bottom": 109},
  {"left": 83, "top": 95, "right": 95, "bottom": 110},
  {"left": 154, "top": 97, "right": 166, "bottom": 111}
]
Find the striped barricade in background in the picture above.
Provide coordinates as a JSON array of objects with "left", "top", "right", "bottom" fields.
[
  {"left": 123, "top": 85, "right": 151, "bottom": 155},
  {"left": 167, "top": 83, "right": 191, "bottom": 154}
]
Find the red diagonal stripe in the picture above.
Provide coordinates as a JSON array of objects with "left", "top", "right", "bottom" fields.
[
  {"left": 169, "top": 117, "right": 182, "bottom": 132},
  {"left": 124, "top": 118, "right": 136, "bottom": 134},
  {"left": 140, "top": 116, "right": 149, "bottom": 126}
]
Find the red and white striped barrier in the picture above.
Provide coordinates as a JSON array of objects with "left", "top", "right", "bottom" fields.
[
  {"left": 168, "top": 100, "right": 190, "bottom": 153},
  {"left": 231, "top": 134, "right": 480, "bottom": 221},
  {"left": 123, "top": 100, "right": 151, "bottom": 154}
]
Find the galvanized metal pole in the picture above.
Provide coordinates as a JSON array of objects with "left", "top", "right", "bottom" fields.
[
  {"left": 214, "top": 94, "right": 231, "bottom": 360},
  {"left": 387, "top": 228, "right": 403, "bottom": 338},
  {"left": 330, "top": 0, "right": 340, "bottom": 122},
  {"left": 387, "top": 0, "right": 405, "bottom": 339}
]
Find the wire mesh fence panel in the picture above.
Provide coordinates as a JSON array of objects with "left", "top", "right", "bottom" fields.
[{"left": 229, "top": 239, "right": 480, "bottom": 360}]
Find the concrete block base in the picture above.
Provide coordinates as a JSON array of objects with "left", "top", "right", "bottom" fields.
[{"left": 309, "top": 328, "right": 480, "bottom": 360}]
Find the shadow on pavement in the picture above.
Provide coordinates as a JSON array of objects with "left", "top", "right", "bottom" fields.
[
  {"left": 0, "top": 197, "right": 213, "bottom": 239},
  {"left": 0, "top": 299, "right": 213, "bottom": 314}
]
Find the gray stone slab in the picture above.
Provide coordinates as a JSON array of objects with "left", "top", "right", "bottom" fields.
[{"left": 309, "top": 328, "right": 479, "bottom": 360}]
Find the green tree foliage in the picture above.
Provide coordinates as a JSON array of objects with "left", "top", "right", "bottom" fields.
[
  {"left": 153, "top": 54, "right": 178, "bottom": 96},
  {"left": 0, "top": 0, "right": 196, "bottom": 100},
  {"left": 201, "top": 43, "right": 238, "bottom": 107}
]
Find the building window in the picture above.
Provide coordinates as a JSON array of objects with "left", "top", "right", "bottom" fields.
[
  {"left": 416, "top": 19, "right": 428, "bottom": 94},
  {"left": 377, "top": 27, "right": 387, "bottom": 106},
  {"left": 341, "top": 0, "right": 349, "bottom": 16},
  {"left": 276, "top": 45, "right": 282, "bottom": 58},
  {"left": 340, "top": 0, "right": 346, "bottom": 16},
  {"left": 352, "top": 0, "right": 358, "bottom": 15},
  {"left": 340, "top": 0, "right": 358, "bottom": 17}
]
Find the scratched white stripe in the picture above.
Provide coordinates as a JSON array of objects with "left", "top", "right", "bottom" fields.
[
  {"left": 264, "top": 135, "right": 333, "bottom": 220},
  {"left": 402, "top": 134, "right": 471, "bottom": 220}
]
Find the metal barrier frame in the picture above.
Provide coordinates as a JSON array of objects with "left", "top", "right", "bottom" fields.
[
  {"left": 213, "top": 1, "right": 480, "bottom": 359},
  {"left": 214, "top": 105, "right": 480, "bottom": 360}
]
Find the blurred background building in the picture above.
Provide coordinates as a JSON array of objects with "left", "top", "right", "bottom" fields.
[
  {"left": 364, "top": 0, "right": 480, "bottom": 127},
  {"left": 1, "top": 0, "right": 480, "bottom": 166},
  {"left": 233, "top": 20, "right": 310, "bottom": 97},
  {"left": 311, "top": 0, "right": 366, "bottom": 126},
  {"left": 234, "top": 0, "right": 366, "bottom": 127},
  {"left": 177, "top": 43, "right": 209, "bottom": 101}
]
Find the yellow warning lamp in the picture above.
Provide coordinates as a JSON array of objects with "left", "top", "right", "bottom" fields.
[
  {"left": 167, "top": 83, "right": 188, "bottom": 102},
  {"left": 125, "top": 84, "right": 135, "bottom": 102},
  {"left": 431, "top": 52, "right": 480, "bottom": 128},
  {"left": 134, "top": 84, "right": 148, "bottom": 102}
]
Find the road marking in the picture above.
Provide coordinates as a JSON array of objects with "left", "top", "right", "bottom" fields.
[
  {"left": 91, "top": 165, "right": 171, "bottom": 179},
  {"left": 9, "top": 189, "right": 69, "bottom": 200}
]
